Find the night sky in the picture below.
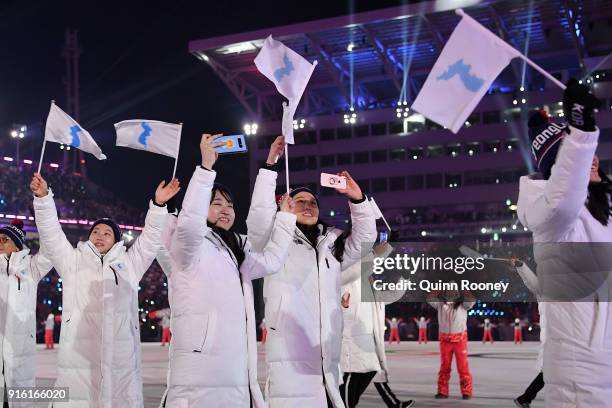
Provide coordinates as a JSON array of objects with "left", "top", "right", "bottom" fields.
[{"left": 0, "top": 0, "right": 400, "bottom": 230}]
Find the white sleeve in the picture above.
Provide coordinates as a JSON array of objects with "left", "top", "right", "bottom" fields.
[
  {"left": 340, "top": 199, "right": 378, "bottom": 270},
  {"left": 33, "top": 191, "right": 77, "bottom": 278},
  {"left": 246, "top": 168, "right": 278, "bottom": 252},
  {"left": 516, "top": 263, "right": 539, "bottom": 295},
  {"left": 156, "top": 213, "right": 178, "bottom": 277},
  {"left": 29, "top": 252, "right": 54, "bottom": 282},
  {"left": 170, "top": 167, "right": 214, "bottom": 270},
  {"left": 126, "top": 200, "right": 168, "bottom": 281},
  {"left": 241, "top": 212, "right": 296, "bottom": 281}
]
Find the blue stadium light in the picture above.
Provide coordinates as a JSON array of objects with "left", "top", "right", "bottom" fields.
[{"left": 347, "top": 43, "right": 355, "bottom": 52}]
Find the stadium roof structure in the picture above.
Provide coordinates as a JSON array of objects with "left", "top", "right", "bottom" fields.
[{"left": 189, "top": 0, "right": 612, "bottom": 121}]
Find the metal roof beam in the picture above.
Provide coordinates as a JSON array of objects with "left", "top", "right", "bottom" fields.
[
  {"left": 359, "top": 24, "right": 403, "bottom": 91},
  {"left": 420, "top": 15, "right": 444, "bottom": 52},
  {"left": 305, "top": 34, "right": 376, "bottom": 108},
  {"left": 197, "top": 53, "right": 276, "bottom": 119},
  {"left": 305, "top": 34, "right": 352, "bottom": 106}
]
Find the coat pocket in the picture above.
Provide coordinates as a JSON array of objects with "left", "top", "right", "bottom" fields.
[
  {"left": 267, "top": 296, "right": 285, "bottom": 332},
  {"left": 61, "top": 314, "right": 72, "bottom": 341},
  {"left": 192, "top": 313, "right": 215, "bottom": 353}
]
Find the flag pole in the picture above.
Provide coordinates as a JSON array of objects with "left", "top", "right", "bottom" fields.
[
  {"left": 37, "top": 141, "right": 47, "bottom": 174},
  {"left": 518, "top": 55, "right": 566, "bottom": 90},
  {"left": 455, "top": 8, "right": 566, "bottom": 91},
  {"left": 380, "top": 214, "right": 392, "bottom": 233},
  {"left": 172, "top": 122, "right": 182, "bottom": 180},
  {"left": 284, "top": 144, "right": 290, "bottom": 195},
  {"left": 37, "top": 100, "right": 55, "bottom": 174}
]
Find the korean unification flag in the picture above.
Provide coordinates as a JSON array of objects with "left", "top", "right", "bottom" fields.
[
  {"left": 45, "top": 102, "right": 106, "bottom": 160},
  {"left": 254, "top": 35, "right": 317, "bottom": 144},
  {"left": 114, "top": 120, "right": 181, "bottom": 158},
  {"left": 411, "top": 11, "right": 521, "bottom": 133}
]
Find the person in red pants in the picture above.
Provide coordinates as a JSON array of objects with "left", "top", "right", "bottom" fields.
[
  {"left": 428, "top": 289, "right": 475, "bottom": 400},
  {"left": 513, "top": 318, "right": 523, "bottom": 344},
  {"left": 160, "top": 316, "right": 172, "bottom": 346},
  {"left": 386, "top": 317, "right": 402, "bottom": 344},
  {"left": 149, "top": 308, "right": 172, "bottom": 346},
  {"left": 44, "top": 313, "right": 55, "bottom": 349},
  {"left": 414, "top": 316, "right": 430, "bottom": 344},
  {"left": 481, "top": 318, "right": 495, "bottom": 344}
]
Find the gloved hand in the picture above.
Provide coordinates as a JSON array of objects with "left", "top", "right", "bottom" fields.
[{"left": 563, "top": 78, "right": 601, "bottom": 132}]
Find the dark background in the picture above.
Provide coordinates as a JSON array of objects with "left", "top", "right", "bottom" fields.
[{"left": 0, "top": 0, "right": 402, "bottom": 230}]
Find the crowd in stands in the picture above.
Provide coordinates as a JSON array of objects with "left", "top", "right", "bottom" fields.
[{"left": 0, "top": 162, "right": 145, "bottom": 224}]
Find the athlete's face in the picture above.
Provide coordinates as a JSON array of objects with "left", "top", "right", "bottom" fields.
[
  {"left": 208, "top": 190, "right": 235, "bottom": 231},
  {"left": 292, "top": 192, "right": 319, "bottom": 225},
  {"left": 89, "top": 224, "right": 115, "bottom": 254},
  {"left": 590, "top": 155, "right": 602, "bottom": 183},
  {"left": 0, "top": 234, "right": 18, "bottom": 255}
]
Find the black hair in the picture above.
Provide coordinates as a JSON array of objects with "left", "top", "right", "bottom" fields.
[
  {"left": 295, "top": 220, "right": 351, "bottom": 264},
  {"left": 586, "top": 169, "right": 612, "bottom": 226},
  {"left": 208, "top": 184, "right": 245, "bottom": 267}
]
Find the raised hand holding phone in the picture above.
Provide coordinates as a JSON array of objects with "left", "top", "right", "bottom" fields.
[{"left": 320, "top": 173, "right": 347, "bottom": 189}]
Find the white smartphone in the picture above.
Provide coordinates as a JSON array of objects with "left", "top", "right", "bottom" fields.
[{"left": 320, "top": 173, "right": 347, "bottom": 189}]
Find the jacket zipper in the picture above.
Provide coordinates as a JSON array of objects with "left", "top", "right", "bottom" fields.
[
  {"left": 295, "top": 228, "right": 329, "bottom": 390},
  {"left": 109, "top": 266, "right": 119, "bottom": 285},
  {"left": 6, "top": 255, "right": 20, "bottom": 290}
]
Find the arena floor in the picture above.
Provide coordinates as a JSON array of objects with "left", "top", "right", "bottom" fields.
[{"left": 35, "top": 341, "right": 544, "bottom": 407}]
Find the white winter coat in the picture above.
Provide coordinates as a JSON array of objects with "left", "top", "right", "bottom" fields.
[
  {"left": 246, "top": 168, "right": 377, "bottom": 408},
  {"left": 340, "top": 245, "right": 402, "bottom": 383},
  {"left": 33, "top": 191, "right": 167, "bottom": 408},
  {"left": 517, "top": 125, "right": 612, "bottom": 407},
  {"left": 162, "top": 167, "right": 296, "bottom": 408},
  {"left": 515, "top": 263, "right": 546, "bottom": 372},
  {"left": 0, "top": 248, "right": 52, "bottom": 407}
]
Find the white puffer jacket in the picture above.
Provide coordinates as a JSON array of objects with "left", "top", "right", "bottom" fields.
[
  {"left": 33, "top": 191, "right": 167, "bottom": 408},
  {"left": 517, "top": 125, "right": 612, "bottom": 407},
  {"left": 340, "top": 245, "right": 402, "bottom": 382},
  {"left": 162, "top": 167, "right": 296, "bottom": 408},
  {"left": 0, "top": 248, "right": 52, "bottom": 408},
  {"left": 515, "top": 263, "right": 546, "bottom": 372},
  {"left": 246, "top": 168, "right": 377, "bottom": 408}
]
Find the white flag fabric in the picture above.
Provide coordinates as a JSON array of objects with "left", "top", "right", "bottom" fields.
[
  {"left": 411, "top": 12, "right": 521, "bottom": 133},
  {"left": 254, "top": 35, "right": 317, "bottom": 144},
  {"left": 45, "top": 103, "right": 106, "bottom": 160},
  {"left": 114, "top": 120, "right": 182, "bottom": 158}
]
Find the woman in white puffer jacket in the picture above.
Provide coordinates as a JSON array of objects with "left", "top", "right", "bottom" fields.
[
  {"left": 0, "top": 220, "right": 53, "bottom": 408},
  {"left": 246, "top": 137, "right": 377, "bottom": 407},
  {"left": 31, "top": 172, "right": 179, "bottom": 407},
  {"left": 517, "top": 79, "right": 612, "bottom": 407},
  {"left": 160, "top": 134, "right": 296, "bottom": 408},
  {"left": 340, "top": 241, "right": 414, "bottom": 408}
]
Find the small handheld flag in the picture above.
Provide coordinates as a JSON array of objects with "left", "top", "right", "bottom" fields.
[
  {"left": 39, "top": 102, "right": 106, "bottom": 173},
  {"left": 114, "top": 120, "right": 182, "bottom": 159},
  {"left": 254, "top": 35, "right": 317, "bottom": 144}
]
